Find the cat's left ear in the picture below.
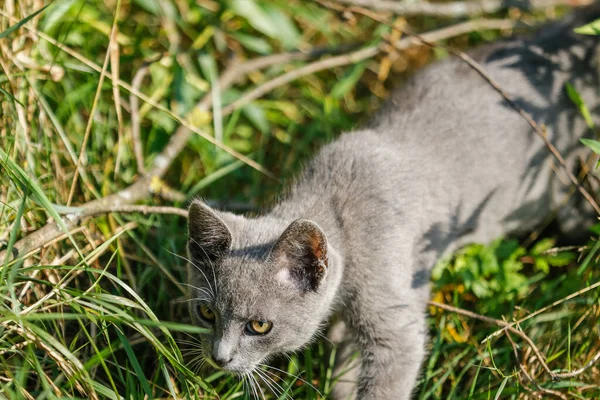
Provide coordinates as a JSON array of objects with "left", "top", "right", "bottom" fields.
[
  {"left": 269, "top": 219, "right": 328, "bottom": 292},
  {"left": 187, "top": 200, "right": 232, "bottom": 264}
]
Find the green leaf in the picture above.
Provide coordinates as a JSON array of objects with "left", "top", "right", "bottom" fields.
[
  {"left": 131, "top": 0, "right": 161, "bottom": 15},
  {"left": 0, "top": 87, "right": 25, "bottom": 107},
  {"left": 242, "top": 103, "right": 270, "bottom": 134},
  {"left": 574, "top": 18, "right": 600, "bottom": 35},
  {"left": 494, "top": 377, "right": 509, "bottom": 400},
  {"left": 40, "top": 0, "right": 79, "bottom": 32},
  {"left": 229, "top": 0, "right": 299, "bottom": 49},
  {"left": 580, "top": 138, "right": 600, "bottom": 155},
  {"left": 472, "top": 280, "right": 492, "bottom": 298},
  {"left": 494, "top": 239, "right": 520, "bottom": 261},
  {"left": 546, "top": 252, "right": 575, "bottom": 267},
  {"left": 231, "top": 32, "right": 273, "bottom": 55},
  {"left": 0, "top": 4, "right": 50, "bottom": 39},
  {"left": 504, "top": 271, "right": 527, "bottom": 292},
  {"left": 535, "top": 258, "right": 550, "bottom": 274},
  {"left": 230, "top": 0, "right": 277, "bottom": 39},
  {"left": 330, "top": 62, "right": 367, "bottom": 99},
  {"left": 115, "top": 326, "right": 154, "bottom": 399},
  {"left": 531, "top": 238, "right": 555, "bottom": 255},
  {"left": 566, "top": 82, "right": 594, "bottom": 129},
  {"left": 263, "top": 6, "right": 300, "bottom": 49}
]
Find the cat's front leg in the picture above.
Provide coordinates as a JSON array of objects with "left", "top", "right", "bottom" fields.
[{"left": 351, "top": 307, "right": 427, "bottom": 399}]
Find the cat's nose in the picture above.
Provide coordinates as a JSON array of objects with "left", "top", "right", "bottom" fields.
[{"left": 212, "top": 354, "right": 232, "bottom": 367}]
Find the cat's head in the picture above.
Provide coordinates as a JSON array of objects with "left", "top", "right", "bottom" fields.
[{"left": 186, "top": 200, "right": 341, "bottom": 374}]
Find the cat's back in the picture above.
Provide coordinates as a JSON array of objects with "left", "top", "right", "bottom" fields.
[{"left": 283, "top": 5, "right": 600, "bottom": 251}]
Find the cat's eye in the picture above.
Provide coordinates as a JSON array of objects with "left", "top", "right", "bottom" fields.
[
  {"left": 245, "top": 320, "right": 273, "bottom": 335},
  {"left": 198, "top": 304, "right": 216, "bottom": 322}
]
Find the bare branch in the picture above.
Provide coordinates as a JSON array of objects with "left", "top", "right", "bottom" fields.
[
  {"left": 78, "top": 204, "right": 189, "bottom": 218},
  {"left": 332, "top": 0, "right": 592, "bottom": 17}
]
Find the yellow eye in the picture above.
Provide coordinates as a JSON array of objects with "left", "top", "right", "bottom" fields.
[
  {"left": 246, "top": 320, "right": 273, "bottom": 335},
  {"left": 198, "top": 304, "right": 216, "bottom": 322}
]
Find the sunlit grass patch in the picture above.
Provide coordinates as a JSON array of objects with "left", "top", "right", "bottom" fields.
[{"left": 1, "top": 0, "right": 599, "bottom": 398}]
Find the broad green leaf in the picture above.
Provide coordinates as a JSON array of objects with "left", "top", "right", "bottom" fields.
[
  {"left": 531, "top": 237, "right": 555, "bottom": 255},
  {"left": 230, "top": 0, "right": 277, "bottom": 39},
  {"left": 580, "top": 138, "right": 600, "bottom": 154},
  {"left": 263, "top": 6, "right": 300, "bottom": 49},
  {"left": 535, "top": 257, "right": 550, "bottom": 274},
  {"left": 229, "top": 0, "right": 299, "bottom": 49},
  {"left": 231, "top": 32, "right": 273, "bottom": 54},
  {"left": 40, "top": 0, "right": 79, "bottom": 32},
  {"left": 242, "top": 103, "right": 270, "bottom": 134},
  {"left": 574, "top": 18, "right": 600, "bottom": 35},
  {"left": 471, "top": 280, "right": 492, "bottom": 298},
  {"left": 546, "top": 252, "right": 575, "bottom": 267}
]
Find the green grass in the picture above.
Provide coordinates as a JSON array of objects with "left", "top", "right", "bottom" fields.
[{"left": 1, "top": 0, "right": 599, "bottom": 399}]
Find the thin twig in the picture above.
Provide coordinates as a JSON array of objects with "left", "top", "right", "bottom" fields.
[
  {"left": 130, "top": 64, "right": 149, "bottom": 174},
  {"left": 505, "top": 330, "right": 568, "bottom": 400},
  {"left": 331, "top": 0, "right": 592, "bottom": 17}
]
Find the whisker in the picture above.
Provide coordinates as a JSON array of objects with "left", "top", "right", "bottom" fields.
[
  {"left": 248, "top": 371, "right": 260, "bottom": 400},
  {"left": 255, "top": 368, "right": 279, "bottom": 395},
  {"left": 260, "top": 364, "right": 323, "bottom": 397},
  {"left": 313, "top": 330, "right": 336, "bottom": 347},
  {"left": 176, "top": 339, "right": 203, "bottom": 347},
  {"left": 167, "top": 249, "right": 216, "bottom": 297},
  {"left": 188, "top": 355, "right": 206, "bottom": 374},
  {"left": 179, "top": 283, "right": 215, "bottom": 301},
  {"left": 253, "top": 373, "right": 266, "bottom": 400},
  {"left": 189, "top": 237, "right": 220, "bottom": 298},
  {"left": 256, "top": 367, "right": 293, "bottom": 400},
  {"left": 173, "top": 296, "right": 213, "bottom": 304}
]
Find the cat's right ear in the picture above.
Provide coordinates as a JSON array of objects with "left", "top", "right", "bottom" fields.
[
  {"left": 187, "top": 200, "right": 232, "bottom": 264},
  {"left": 269, "top": 219, "right": 328, "bottom": 292}
]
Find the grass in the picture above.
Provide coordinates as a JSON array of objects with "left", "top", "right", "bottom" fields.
[{"left": 1, "top": 0, "right": 599, "bottom": 399}]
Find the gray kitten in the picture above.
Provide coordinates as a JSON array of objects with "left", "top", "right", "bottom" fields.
[{"left": 187, "top": 5, "right": 600, "bottom": 399}]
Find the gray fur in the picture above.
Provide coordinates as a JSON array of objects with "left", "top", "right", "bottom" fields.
[{"left": 187, "top": 5, "right": 600, "bottom": 399}]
